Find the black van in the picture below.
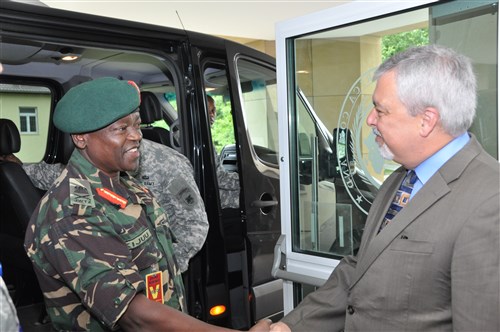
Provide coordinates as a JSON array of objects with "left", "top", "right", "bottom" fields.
[{"left": 0, "top": 0, "right": 282, "bottom": 329}]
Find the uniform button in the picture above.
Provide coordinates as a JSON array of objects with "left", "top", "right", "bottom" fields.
[
  {"left": 347, "top": 305, "right": 355, "bottom": 315},
  {"left": 114, "top": 298, "right": 121, "bottom": 307},
  {"left": 116, "top": 261, "right": 126, "bottom": 269}
]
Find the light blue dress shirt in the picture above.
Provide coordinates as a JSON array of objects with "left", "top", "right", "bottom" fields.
[{"left": 410, "top": 132, "right": 470, "bottom": 199}]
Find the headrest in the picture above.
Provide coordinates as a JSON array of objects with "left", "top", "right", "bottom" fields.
[
  {"left": 139, "top": 91, "right": 162, "bottom": 124},
  {"left": 61, "top": 132, "right": 75, "bottom": 165},
  {"left": 0, "top": 119, "right": 21, "bottom": 155}
]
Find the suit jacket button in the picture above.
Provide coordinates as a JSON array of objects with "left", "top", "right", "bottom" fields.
[{"left": 347, "top": 305, "right": 355, "bottom": 315}]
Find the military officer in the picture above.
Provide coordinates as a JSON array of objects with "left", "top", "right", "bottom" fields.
[{"left": 24, "top": 77, "right": 267, "bottom": 331}]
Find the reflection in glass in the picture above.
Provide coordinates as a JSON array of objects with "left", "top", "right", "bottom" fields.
[{"left": 289, "top": 1, "right": 498, "bottom": 261}]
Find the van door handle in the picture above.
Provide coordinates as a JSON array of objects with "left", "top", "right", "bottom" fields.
[{"left": 251, "top": 200, "right": 278, "bottom": 208}]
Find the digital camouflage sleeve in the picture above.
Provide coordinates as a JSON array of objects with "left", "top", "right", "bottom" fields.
[
  {"left": 214, "top": 150, "right": 240, "bottom": 209},
  {"left": 216, "top": 159, "right": 240, "bottom": 209},
  {"left": 23, "top": 161, "right": 64, "bottom": 191},
  {"left": 132, "top": 139, "right": 208, "bottom": 272}
]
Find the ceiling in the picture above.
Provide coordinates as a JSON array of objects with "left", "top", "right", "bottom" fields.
[{"left": 29, "top": 0, "right": 347, "bottom": 42}]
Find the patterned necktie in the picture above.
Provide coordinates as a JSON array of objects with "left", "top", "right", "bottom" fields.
[{"left": 379, "top": 170, "right": 418, "bottom": 232}]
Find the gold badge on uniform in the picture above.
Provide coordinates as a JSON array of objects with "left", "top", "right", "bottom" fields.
[{"left": 145, "top": 271, "right": 164, "bottom": 304}]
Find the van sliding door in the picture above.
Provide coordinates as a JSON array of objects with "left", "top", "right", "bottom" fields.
[{"left": 224, "top": 42, "right": 283, "bottom": 325}]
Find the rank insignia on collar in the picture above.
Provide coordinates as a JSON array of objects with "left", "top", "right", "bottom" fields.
[
  {"left": 96, "top": 187, "right": 128, "bottom": 209},
  {"left": 69, "top": 178, "right": 95, "bottom": 207}
]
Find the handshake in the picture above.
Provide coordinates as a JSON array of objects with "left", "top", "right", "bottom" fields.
[{"left": 249, "top": 320, "right": 290, "bottom": 332}]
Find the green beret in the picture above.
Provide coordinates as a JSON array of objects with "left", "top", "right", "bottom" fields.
[{"left": 54, "top": 77, "right": 140, "bottom": 133}]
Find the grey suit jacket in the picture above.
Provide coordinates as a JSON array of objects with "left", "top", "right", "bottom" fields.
[{"left": 281, "top": 135, "right": 500, "bottom": 331}]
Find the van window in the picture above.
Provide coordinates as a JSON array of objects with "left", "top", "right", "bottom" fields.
[
  {"left": 0, "top": 84, "right": 51, "bottom": 163},
  {"left": 235, "top": 58, "right": 279, "bottom": 167},
  {"left": 204, "top": 65, "right": 236, "bottom": 154}
]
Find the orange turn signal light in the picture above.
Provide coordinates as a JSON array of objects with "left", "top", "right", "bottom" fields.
[{"left": 209, "top": 305, "right": 227, "bottom": 316}]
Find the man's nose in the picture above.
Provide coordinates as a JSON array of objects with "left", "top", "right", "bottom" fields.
[
  {"left": 366, "top": 108, "right": 377, "bottom": 126},
  {"left": 129, "top": 127, "right": 142, "bottom": 140}
]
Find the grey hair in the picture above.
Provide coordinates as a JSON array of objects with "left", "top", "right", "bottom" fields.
[{"left": 373, "top": 44, "right": 477, "bottom": 136}]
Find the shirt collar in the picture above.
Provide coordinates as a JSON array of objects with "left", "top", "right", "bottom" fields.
[
  {"left": 70, "top": 149, "right": 135, "bottom": 201},
  {"left": 414, "top": 132, "right": 470, "bottom": 186}
]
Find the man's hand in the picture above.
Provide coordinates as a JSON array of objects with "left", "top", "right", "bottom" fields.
[
  {"left": 270, "top": 322, "right": 291, "bottom": 332},
  {"left": 249, "top": 318, "right": 272, "bottom": 332}
]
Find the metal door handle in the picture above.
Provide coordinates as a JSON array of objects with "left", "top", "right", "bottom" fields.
[{"left": 251, "top": 200, "right": 278, "bottom": 208}]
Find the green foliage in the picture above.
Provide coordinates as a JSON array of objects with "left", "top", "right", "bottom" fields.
[
  {"left": 149, "top": 119, "right": 169, "bottom": 130},
  {"left": 210, "top": 96, "right": 235, "bottom": 153},
  {"left": 382, "top": 28, "right": 429, "bottom": 61},
  {"left": 164, "top": 92, "right": 177, "bottom": 111}
]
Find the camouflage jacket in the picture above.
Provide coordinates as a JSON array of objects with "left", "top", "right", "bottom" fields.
[
  {"left": 24, "top": 149, "right": 186, "bottom": 331},
  {"left": 23, "top": 138, "right": 208, "bottom": 272},
  {"left": 132, "top": 139, "right": 208, "bottom": 272},
  {"left": 215, "top": 151, "right": 240, "bottom": 209}
]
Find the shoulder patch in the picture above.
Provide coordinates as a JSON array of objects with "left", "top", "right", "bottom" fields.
[
  {"left": 170, "top": 178, "right": 197, "bottom": 209},
  {"left": 69, "top": 178, "right": 95, "bottom": 208},
  {"left": 178, "top": 187, "right": 196, "bottom": 207}
]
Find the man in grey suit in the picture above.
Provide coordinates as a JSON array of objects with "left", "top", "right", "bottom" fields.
[{"left": 267, "top": 45, "right": 500, "bottom": 331}]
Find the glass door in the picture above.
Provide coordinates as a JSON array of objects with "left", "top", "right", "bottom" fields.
[{"left": 274, "top": 0, "right": 499, "bottom": 313}]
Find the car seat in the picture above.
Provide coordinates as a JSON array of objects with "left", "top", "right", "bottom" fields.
[
  {"left": 139, "top": 91, "right": 172, "bottom": 147},
  {"left": 0, "top": 118, "right": 44, "bottom": 305},
  {"left": 60, "top": 130, "right": 75, "bottom": 165}
]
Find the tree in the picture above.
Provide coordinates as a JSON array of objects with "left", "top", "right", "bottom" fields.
[
  {"left": 382, "top": 28, "right": 429, "bottom": 61},
  {"left": 210, "top": 96, "right": 235, "bottom": 153}
]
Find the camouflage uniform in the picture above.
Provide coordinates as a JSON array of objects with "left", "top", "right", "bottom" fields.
[
  {"left": 24, "top": 149, "right": 186, "bottom": 331},
  {"left": 0, "top": 274, "right": 20, "bottom": 332},
  {"left": 132, "top": 139, "right": 208, "bottom": 272},
  {"left": 215, "top": 151, "right": 240, "bottom": 209},
  {"left": 23, "top": 161, "right": 64, "bottom": 191},
  {"left": 23, "top": 138, "right": 208, "bottom": 272}
]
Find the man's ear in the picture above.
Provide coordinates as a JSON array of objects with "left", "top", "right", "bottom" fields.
[
  {"left": 71, "top": 134, "right": 87, "bottom": 149},
  {"left": 420, "top": 107, "right": 440, "bottom": 137}
]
